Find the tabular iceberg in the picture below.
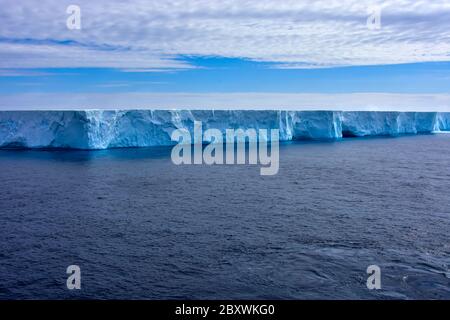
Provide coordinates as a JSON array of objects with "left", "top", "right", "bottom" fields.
[{"left": 0, "top": 110, "right": 449, "bottom": 150}]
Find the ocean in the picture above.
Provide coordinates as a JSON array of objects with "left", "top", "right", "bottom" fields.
[{"left": 1, "top": 134, "right": 449, "bottom": 299}]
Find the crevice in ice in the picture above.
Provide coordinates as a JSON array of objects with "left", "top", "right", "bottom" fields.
[{"left": 341, "top": 130, "right": 358, "bottom": 138}]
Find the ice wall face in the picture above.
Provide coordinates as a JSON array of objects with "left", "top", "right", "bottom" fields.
[
  {"left": 437, "top": 112, "right": 450, "bottom": 131},
  {"left": 0, "top": 111, "right": 91, "bottom": 149},
  {"left": 341, "top": 112, "right": 438, "bottom": 137},
  {"left": 0, "top": 110, "right": 449, "bottom": 149},
  {"left": 287, "top": 111, "right": 342, "bottom": 140}
]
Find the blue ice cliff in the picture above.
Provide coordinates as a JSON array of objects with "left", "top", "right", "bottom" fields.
[{"left": 0, "top": 110, "right": 449, "bottom": 149}]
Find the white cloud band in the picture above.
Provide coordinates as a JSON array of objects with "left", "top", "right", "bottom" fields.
[
  {"left": 0, "top": 0, "right": 449, "bottom": 69},
  {"left": 1, "top": 92, "right": 450, "bottom": 111}
]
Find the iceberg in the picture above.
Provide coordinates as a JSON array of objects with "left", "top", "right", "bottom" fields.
[
  {"left": 340, "top": 111, "right": 439, "bottom": 137},
  {"left": 436, "top": 112, "right": 450, "bottom": 132},
  {"left": 0, "top": 110, "right": 449, "bottom": 150}
]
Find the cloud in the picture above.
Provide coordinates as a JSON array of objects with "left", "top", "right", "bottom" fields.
[
  {"left": 0, "top": 42, "right": 193, "bottom": 69},
  {"left": 0, "top": 69, "right": 56, "bottom": 77},
  {"left": 1, "top": 92, "right": 450, "bottom": 111},
  {"left": 0, "top": 0, "right": 449, "bottom": 69},
  {"left": 94, "top": 81, "right": 170, "bottom": 87}
]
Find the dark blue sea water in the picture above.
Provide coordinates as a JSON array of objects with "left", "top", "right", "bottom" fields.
[{"left": 1, "top": 135, "right": 450, "bottom": 299}]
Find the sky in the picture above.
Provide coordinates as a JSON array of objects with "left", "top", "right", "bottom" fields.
[{"left": 0, "top": 0, "right": 450, "bottom": 110}]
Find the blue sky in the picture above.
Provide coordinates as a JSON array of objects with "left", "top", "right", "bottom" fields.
[
  {"left": 1, "top": 58, "right": 450, "bottom": 95},
  {"left": 1, "top": 0, "right": 450, "bottom": 110}
]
